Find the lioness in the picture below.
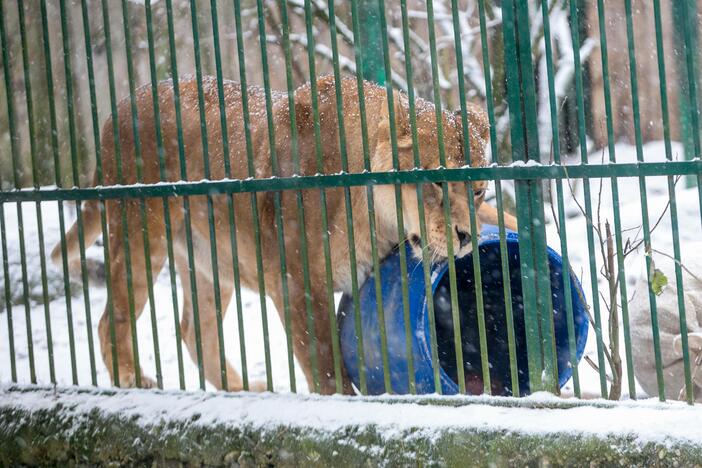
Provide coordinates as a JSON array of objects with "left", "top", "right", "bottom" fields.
[{"left": 52, "top": 76, "right": 515, "bottom": 395}]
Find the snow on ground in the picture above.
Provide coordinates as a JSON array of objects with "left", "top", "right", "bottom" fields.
[
  {"left": 0, "top": 141, "right": 700, "bottom": 400},
  {"left": 540, "top": 141, "right": 701, "bottom": 399},
  {"left": 4, "top": 385, "right": 702, "bottom": 447},
  {"left": 0, "top": 200, "right": 310, "bottom": 392}
]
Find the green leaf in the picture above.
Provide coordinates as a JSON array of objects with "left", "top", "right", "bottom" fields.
[{"left": 651, "top": 268, "right": 668, "bottom": 296}]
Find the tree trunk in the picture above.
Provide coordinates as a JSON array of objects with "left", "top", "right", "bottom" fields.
[{"left": 586, "top": 0, "right": 681, "bottom": 149}]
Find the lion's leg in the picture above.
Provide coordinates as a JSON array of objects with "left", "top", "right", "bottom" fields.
[
  {"left": 270, "top": 280, "right": 354, "bottom": 395},
  {"left": 99, "top": 198, "right": 166, "bottom": 388},
  {"left": 174, "top": 249, "right": 265, "bottom": 392},
  {"left": 308, "top": 290, "right": 355, "bottom": 396}
]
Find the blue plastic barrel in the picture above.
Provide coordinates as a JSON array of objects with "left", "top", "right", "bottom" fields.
[{"left": 337, "top": 225, "right": 588, "bottom": 396}]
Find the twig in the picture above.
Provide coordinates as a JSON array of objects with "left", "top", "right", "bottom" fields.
[
  {"left": 265, "top": 2, "right": 307, "bottom": 84},
  {"left": 679, "top": 352, "right": 702, "bottom": 401},
  {"left": 547, "top": 143, "right": 561, "bottom": 234},
  {"left": 584, "top": 356, "right": 613, "bottom": 383},
  {"left": 623, "top": 199, "right": 673, "bottom": 257},
  {"left": 563, "top": 172, "right": 604, "bottom": 240},
  {"left": 575, "top": 277, "right": 616, "bottom": 374},
  {"left": 605, "top": 220, "right": 622, "bottom": 400},
  {"left": 280, "top": 33, "right": 409, "bottom": 91},
  {"left": 650, "top": 249, "right": 702, "bottom": 283},
  {"left": 623, "top": 175, "right": 681, "bottom": 257}
]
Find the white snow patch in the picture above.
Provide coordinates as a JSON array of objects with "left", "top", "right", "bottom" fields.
[{"left": 3, "top": 385, "right": 702, "bottom": 446}]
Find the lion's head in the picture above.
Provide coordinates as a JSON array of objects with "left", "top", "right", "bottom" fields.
[{"left": 372, "top": 92, "right": 490, "bottom": 264}]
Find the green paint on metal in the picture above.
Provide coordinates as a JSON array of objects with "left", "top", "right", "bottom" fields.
[{"left": 359, "top": 0, "right": 384, "bottom": 85}]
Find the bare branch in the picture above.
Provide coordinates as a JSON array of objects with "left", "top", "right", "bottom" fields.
[
  {"left": 279, "top": 33, "right": 409, "bottom": 91},
  {"left": 650, "top": 249, "right": 702, "bottom": 283},
  {"left": 584, "top": 356, "right": 613, "bottom": 383}
]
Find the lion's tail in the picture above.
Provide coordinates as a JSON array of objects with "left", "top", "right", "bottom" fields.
[
  {"left": 51, "top": 114, "right": 116, "bottom": 271},
  {"left": 50, "top": 197, "right": 102, "bottom": 269}
]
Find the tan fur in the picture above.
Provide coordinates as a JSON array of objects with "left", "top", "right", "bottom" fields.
[{"left": 51, "top": 76, "right": 514, "bottom": 394}]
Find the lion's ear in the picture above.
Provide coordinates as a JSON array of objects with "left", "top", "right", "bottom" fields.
[
  {"left": 453, "top": 105, "right": 490, "bottom": 145},
  {"left": 293, "top": 84, "right": 314, "bottom": 128},
  {"left": 465, "top": 103, "right": 490, "bottom": 144}
]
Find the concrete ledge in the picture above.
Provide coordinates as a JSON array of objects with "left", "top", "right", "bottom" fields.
[{"left": 1, "top": 385, "right": 701, "bottom": 466}]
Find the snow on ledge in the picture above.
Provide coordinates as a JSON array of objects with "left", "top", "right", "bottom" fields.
[{"left": 2, "top": 385, "right": 701, "bottom": 447}]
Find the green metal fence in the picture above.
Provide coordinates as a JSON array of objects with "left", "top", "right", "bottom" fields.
[{"left": 0, "top": 0, "right": 701, "bottom": 405}]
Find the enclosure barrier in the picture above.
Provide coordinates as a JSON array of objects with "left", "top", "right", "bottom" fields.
[
  {"left": 1, "top": 0, "right": 702, "bottom": 464},
  {"left": 3, "top": 385, "right": 702, "bottom": 466}
]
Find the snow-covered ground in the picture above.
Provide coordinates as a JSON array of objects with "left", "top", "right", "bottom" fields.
[
  {"left": 4, "top": 385, "right": 702, "bottom": 448},
  {"left": 0, "top": 201, "right": 310, "bottom": 392},
  {"left": 543, "top": 141, "right": 701, "bottom": 399},
  {"left": 0, "top": 141, "right": 700, "bottom": 399}
]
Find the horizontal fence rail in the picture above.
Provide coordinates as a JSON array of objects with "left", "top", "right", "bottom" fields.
[
  {"left": 0, "top": 161, "right": 701, "bottom": 203},
  {"left": 0, "top": 0, "right": 700, "bottom": 412}
]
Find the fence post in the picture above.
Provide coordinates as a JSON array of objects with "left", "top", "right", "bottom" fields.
[
  {"left": 673, "top": 0, "right": 700, "bottom": 188},
  {"left": 501, "top": 0, "right": 559, "bottom": 394},
  {"left": 359, "top": 0, "right": 384, "bottom": 85}
]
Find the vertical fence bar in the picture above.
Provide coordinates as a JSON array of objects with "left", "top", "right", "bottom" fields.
[
  {"left": 39, "top": 0, "right": 78, "bottom": 385},
  {"left": 186, "top": 0, "right": 232, "bottom": 391},
  {"left": 673, "top": 0, "right": 702, "bottom": 402},
  {"left": 78, "top": 0, "right": 119, "bottom": 389},
  {"left": 567, "top": 0, "right": 609, "bottom": 398},
  {"left": 652, "top": 0, "right": 693, "bottom": 405},
  {"left": 1, "top": 0, "right": 35, "bottom": 384},
  {"left": 673, "top": 0, "right": 700, "bottom": 190},
  {"left": 118, "top": 0, "right": 166, "bottom": 388},
  {"left": 359, "top": 0, "right": 383, "bottom": 84},
  {"left": 477, "top": 0, "right": 520, "bottom": 397},
  {"left": 623, "top": 0, "right": 666, "bottom": 401},
  {"left": 664, "top": 0, "right": 702, "bottom": 403},
  {"left": 676, "top": 0, "right": 702, "bottom": 204},
  {"left": 0, "top": 202, "right": 16, "bottom": 381},
  {"left": 301, "top": 0, "right": 330, "bottom": 396},
  {"left": 348, "top": 0, "right": 393, "bottom": 395},
  {"left": 326, "top": 0, "right": 368, "bottom": 394},
  {"left": 16, "top": 0, "right": 55, "bottom": 383},
  {"left": 98, "top": 0, "right": 127, "bottom": 387},
  {"left": 277, "top": 0, "right": 322, "bottom": 392},
  {"left": 374, "top": 0, "right": 416, "bottom": 395},
  {"left": 58, "top": 0, "right": 99, "bottom": 386},
  {"left": 99, "top": 0, "right": 145, "bottom": 389},
  {"left": 302, "top": 0, "right": 344, "bottom": 394},
  {"left": 192, "top": 0, "right": 229, "bottom": 391},
  {"left": 395, "top": 0, "right": 442, "bottom": 394},
  {"left": 423, "top": 0, "right": 466, "bottom": 394},
  {"left": 208, "top": 0, "right": 255, "bottom": 392},
  {"left": 0, "top": 7, "right": 17, "bottom": 378},
  {"left": 163, "top": 0, "right": 207, "bottom": 390},
  {"left": 280, "top": 2, "right": 318, "bottom": 392},
  {"left": 515, "top": 0, "right": 559, "bottom": 393},
  {"left": 252, "top": 0, "right": 297, "bottom": 392},
  {"left": 86, "top": 0, "right": 119, "bottom": 386},
  {"left": 92, "top": 0, "right": 120, "bottom": 386},
  {"left": 448, "top": 0, "right": 492, "bottom": 394},
  {"left": 142, "top": 0, "right": 186, "bottom": 390},
  {"left": 500, "top": 0, "right": 544, "bottom": 392},
  {"left": 232, "top": 0, "right": 275, "bottom": 392},
  {"left": 539, "top": 0, "right": 581, "bottom": 397},
  {"left": 593, "top": 0, "right": 635, "bottom": 400}
]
